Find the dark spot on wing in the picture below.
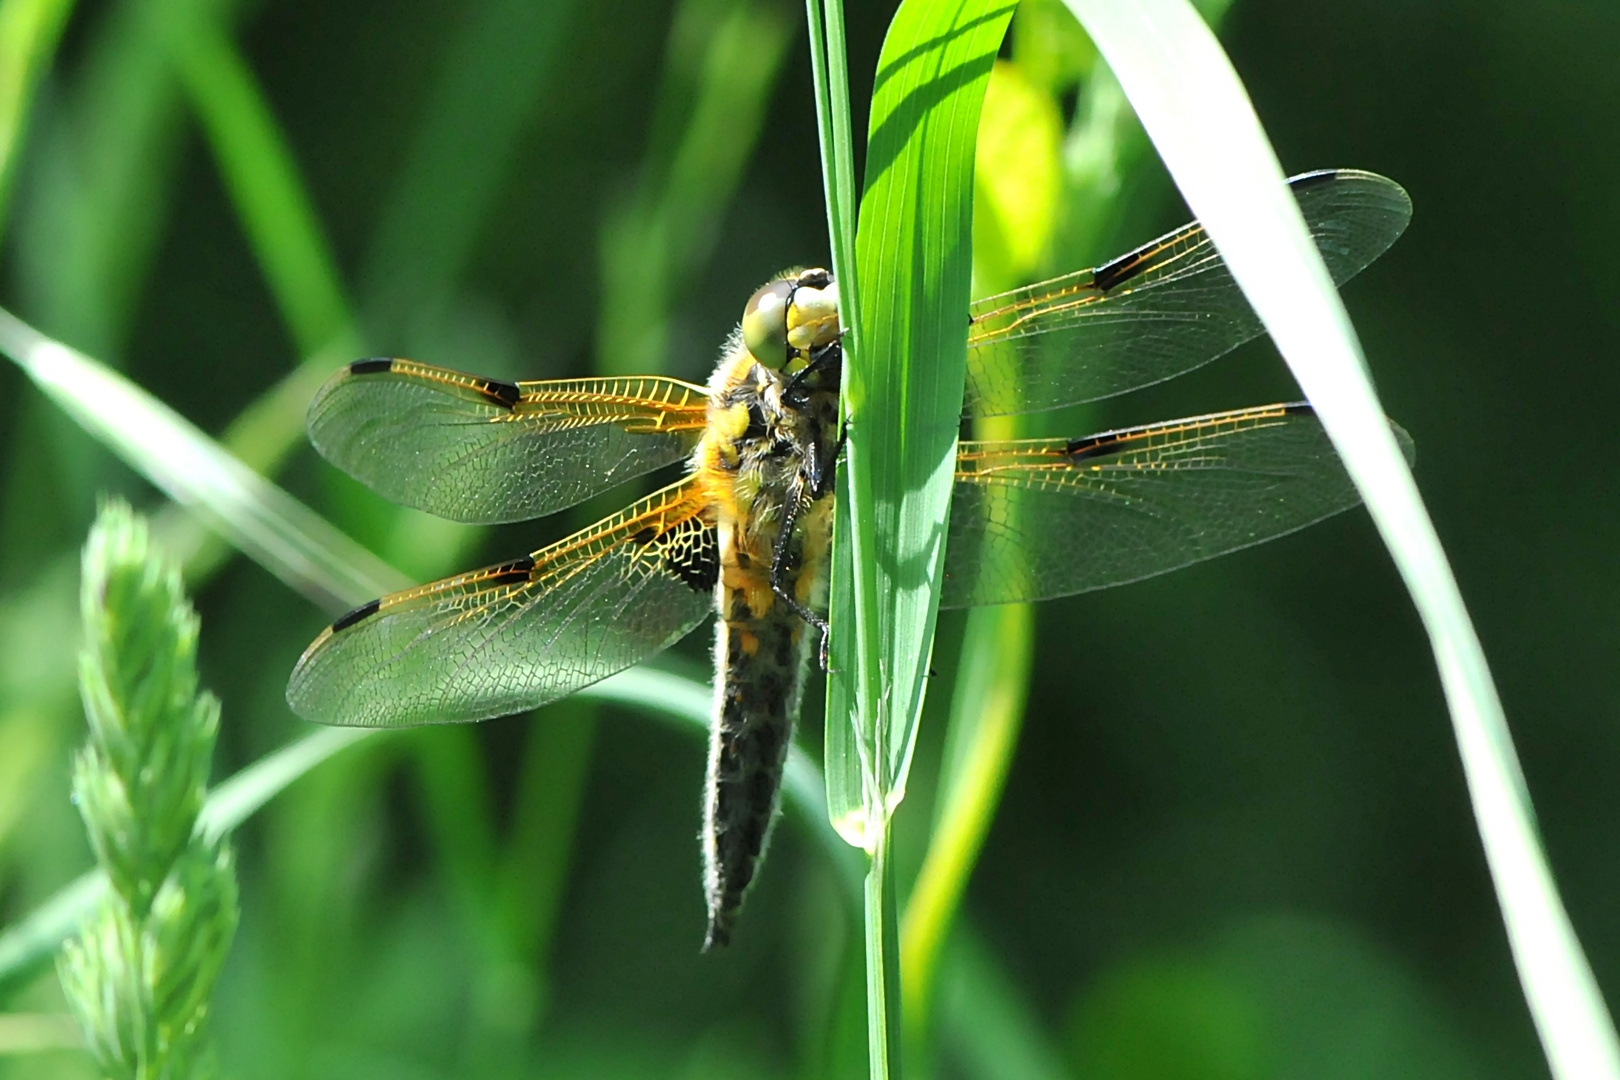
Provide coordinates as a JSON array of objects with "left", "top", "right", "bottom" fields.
[
  {"left": 348, "top": 358, "right": 395, "bottom": 376},
  {"left": 1091, "top": 247, "right": 1151, "bottom": 294},
  {"left": 332, "top": 598, "right": 381, "bottom": 632},
  {"left": 1280, "top": 402, "right": 1314, "bottom": 417},
  {"left": 486, "top": 556, "right": 536, "bottom": 586},
  {"left": 1066, "top": 432, "right": 1132, "bottom": 462},
  {"left": 479, "top": 378, "right": 521, "bottom": 409},
  {"left": 630, "top": 526, "right": 658, "bottom": 546}
]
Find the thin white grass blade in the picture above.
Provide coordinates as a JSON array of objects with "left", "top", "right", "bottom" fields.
[
  {"left": 197, "top": 727, "right": 371, "bottom": 843},
  {"left": 0, "top": 663, "right": 852, "bottom": 986},
  {"left": 1062, "top": 2, "right": 1620, "bottom": 1075},
  {"left": 0, "top": 306, "right": 407, "bottom": 613},
  {"left": 582, "top": 668, "right": 839, "bottom": 856}
]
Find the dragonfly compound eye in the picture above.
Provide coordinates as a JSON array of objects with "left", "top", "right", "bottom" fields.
[
  {"left": 786, "top": 277, "right": 839, "bottom": 352},
  {"left": 743, "top": 278, "right": 794, "bottom": 367}
]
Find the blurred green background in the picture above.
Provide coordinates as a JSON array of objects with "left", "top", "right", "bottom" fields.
[{"left": 2, "top": 0, "right": 1618, "bottom": 1077}]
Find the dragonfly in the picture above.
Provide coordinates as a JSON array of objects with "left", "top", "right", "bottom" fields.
[{"left": 287, "top": 168, "right": 1413, "bottom": 948}]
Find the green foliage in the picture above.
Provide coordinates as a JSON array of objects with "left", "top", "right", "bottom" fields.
[
  {"left": 58, "top": 501, "right": 239, "bottom": 1078},
  {"left": 0, "top": 1, "right": 1616, "bottom": 1078},
  {"left": 0, "top": 0, "right": 76, "bottom": 237}
]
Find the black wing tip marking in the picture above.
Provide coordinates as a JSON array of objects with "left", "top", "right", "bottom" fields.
[
  {"left": 346, "top": 357, "right": 520, "bottom": 409},
  {"left": 487, "top": 556, "right": 537, "bottom": 585},
  {"left": 1064, "top": 432, "right": 1129, "bottom": 462},
  {"left": 1091, "top": 172, "right": 1361, "bottom": 295},
  {"left": 481, "top": 378, "right": 522, "bottom": 408},
  {"left": 1090, "top": 249, "right": 1144, "bottom": 294},
  {"left": 331, "top": 598, "right": 382, "bottom": 632},
  {"left": 329, "top": 557, "right": 536, "bottom": 635},
  {"left": 1063, "top": 403, "right": 1317, "bottom": 461}
]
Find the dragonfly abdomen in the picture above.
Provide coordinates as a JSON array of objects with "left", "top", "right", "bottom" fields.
[
  {"left": 703, "top": 592, "right": 810, "bottom": 950},
  {"left": 697, "top": 346, "right": 835, "bottom": 948}
]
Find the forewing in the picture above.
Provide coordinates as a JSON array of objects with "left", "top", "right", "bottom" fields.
[
  {"left": 942, "top": 404, "right": 1415, "bottom": 608},
  {"left": 307, "top": 358, "right": 709, "bottom": 524},
  {"left": 286, "top": 477, "right": 718, "bottom": 727},
  {"left": 964, "top": 170, "right": 1412, "bottom": 415}
]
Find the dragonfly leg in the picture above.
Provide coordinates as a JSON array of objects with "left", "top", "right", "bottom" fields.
[
  {"left": 768, "top": 492, "right": 832, "bottom": 672},
  {"left": 782, "top": 339, "right": 843, "bottom": 406},
  {"left": 812, "top": 420, "right": 849, "bottom": 500},
  {"left": 800, "top": 409, "right": 847, "bottom": 502}
]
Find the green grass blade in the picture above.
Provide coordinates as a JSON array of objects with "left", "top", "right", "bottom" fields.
[
  {"left": 804, "top": 0, "right": 859, "bottom": 336},
  {"left": 0, "top": 306, "right": 407, "bottom": 612},
  {"left": 824, "top": 0, "right": 1015, "bottom": 851},
  {"left": 1064, "top": 2, "right": 1620, "bottom": 1076},
  {"left": 0, "top": 0, "right": 77, "bottom": 241},
  {"left": 819, "top": 3, "right": 1014, "bottom": 1076},
  {"left": 899, "top": 45, "right": 1074, "bottom": 1043},
  {"left": 934, "top": 924, "right": 1071, "bottom": 1080},
  {"left": 8, "top": 0, "right": 212, "bottom": 353},
  {"left": 0, "top": 873, "right": 102, "bottom": 1000},
  {"left": 597, "top": 0, "right": 791, "bottom": 376},
  {"left": 160, "top": 12, "right": 355, "bottom": 356},
  {"left": 357, "top": 0, "right": 577, "bottom": 335},
  {"left": 197, "top": 727, "right": 371, "bottom": 843}
]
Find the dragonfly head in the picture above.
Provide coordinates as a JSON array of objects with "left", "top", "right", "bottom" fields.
[{"left": 742, "top": 268, "right": 840, "bottom": 370}]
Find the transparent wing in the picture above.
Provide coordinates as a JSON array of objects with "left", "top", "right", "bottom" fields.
[
  {"left": 964, "top": 169, "right": 1412, "bottom": 416},
  {"left": 942, "top": 404, "right": 1415, "bottom": 608},
  {"left": 307, "top": 358, "right": 710, "bottom": 524},
  {"left": 286, "top": 477, "right": 718, "bottom": 727}
]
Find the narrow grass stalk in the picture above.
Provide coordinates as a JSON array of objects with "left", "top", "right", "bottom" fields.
[
  {"left": 807, "top": 1, "right": 898, "bottom": 1073},
  {"left": 1063, "top": 1, "right": 1620, "bottom": 1076},
  {"left": 58, "top": 501, "right": 239, "bottom": 1078},
  {"left": 863, "top": 820, "right": 901, "bottom": 1078},
  {"left": 804, "top": 0, "right": 859, "bottom": 337},
  {"left": 816, "top": 3, "right": 1014, "bottom": 1075}
]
